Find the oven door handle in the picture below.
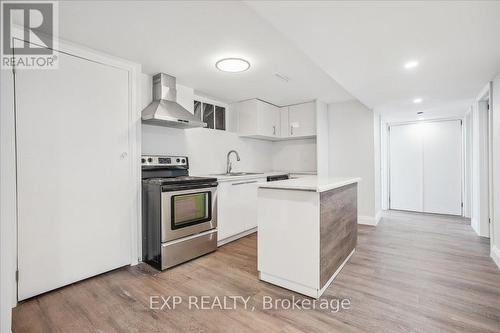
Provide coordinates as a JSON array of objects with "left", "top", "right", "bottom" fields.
[{"left": 161, "top": 183, "right": 218, "bottom": 192}]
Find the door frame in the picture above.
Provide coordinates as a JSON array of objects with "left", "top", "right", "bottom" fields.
[
  {"left": 476, "top": 82, "right": 494, "bottom": 245},
  {"left": 387, "top": 118, "right": 465, "bottom": 215},
  {"left": 1, "top": 25, "right": 142, "bottom": 326}
]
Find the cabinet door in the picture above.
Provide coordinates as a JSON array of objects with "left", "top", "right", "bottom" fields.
[
  {"left": 258, "top": 101, "right": 280, "bottom": 137},
  {"left": 280, "top": 107, "right": 290, "bottom": 138},
  {"left": 235, "top": 99, "right": 258, "bottom": 136},
  {"left": 289, "top": 102, "right": 316, "bottom": 137},
  {"left": 217, "top": 178, "right": 266, "bottom": 241},
  {"left": 217, "top": 182, "right": 243, "bottom": 241},
  {"left": 239, "top": 178, "right": 267, "bottom": 230}
]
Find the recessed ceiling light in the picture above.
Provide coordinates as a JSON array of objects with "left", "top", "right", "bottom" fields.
[
  {"left": 404, "top": 60, "right": 419, "bottom": 69},
  {"left": 413, "top": 98, "right": 423, "bottom": 104},
  {"left": 215, "top": 58, "right": 250, "bottom": 73}
]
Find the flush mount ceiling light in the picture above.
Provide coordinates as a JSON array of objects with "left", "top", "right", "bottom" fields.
[
  {"left": 413, "top": 98, "right": 423, "bottom": 104},
  {"left": 216, "top": 58, "right": 250, "bottom": 73},
  {"left": 404, "top": 60, "right": 419, "bottom": 69}
]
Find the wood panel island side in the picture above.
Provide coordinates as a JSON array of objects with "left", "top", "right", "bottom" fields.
[{"left": 257, "top": 177, "right": 360, "bottom": 298}]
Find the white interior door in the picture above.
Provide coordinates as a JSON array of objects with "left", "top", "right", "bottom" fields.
[
  {"left": 389, "top": 123, "right": 424, "bottom": 212},
  {"left": 422, "top": 121, "right": 462, "bottom": 215},
  {"left": 389, "top": 120, "right": 462, "bottom": 215},
  {"left": 16, "top": 48, "right": 132, "bottom": 300}
]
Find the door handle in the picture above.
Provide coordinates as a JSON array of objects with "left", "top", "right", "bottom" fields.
[
  {"left": 273, "top": 125, "right": 276, "bottom": 135},
  {"left": 232, "top": 180, "right": 258, "bottom": 186},
  {"left": 290, "top": 125, "right": 294, "bottom": 136}
]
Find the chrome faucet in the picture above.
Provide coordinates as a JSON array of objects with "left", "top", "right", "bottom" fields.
[{"left": 226, "top": 150, "right": 241, "bottom": 174}]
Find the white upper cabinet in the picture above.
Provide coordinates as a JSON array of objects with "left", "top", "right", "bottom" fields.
[
  {"left": 280, "top": 106, "right": 289, "bottom": 137},
  {"left": 288, "top": 102, "right": 316, "bottom": 138},
  {"left": 236, "top": 99, "right": 281, "bottom": 139},
  {"left": 235, "top": 99, "right": 317, "bottom": 140},
  {"left": 259, "top": 101, "right": 281, "bottom": 137}
]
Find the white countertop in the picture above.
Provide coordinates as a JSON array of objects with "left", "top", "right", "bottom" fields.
[
  {"left": 258, "top": 176, "right": 361, "bottom": 192},
  {"left": 194, "top": 171, "right": 317, "bottom": 182}
]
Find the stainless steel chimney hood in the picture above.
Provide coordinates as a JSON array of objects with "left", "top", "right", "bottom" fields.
[{"left": 141, "top": 73, "right": 207, "bottom": 128}]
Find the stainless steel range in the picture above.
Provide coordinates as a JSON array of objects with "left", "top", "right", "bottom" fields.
[{"left": 142, "top": 155, "right": 218, "bottom": 270}]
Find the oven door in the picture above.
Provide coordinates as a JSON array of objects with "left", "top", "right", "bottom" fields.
[{"left": 161, "top": 184, "right": 217, "bottom": 242}]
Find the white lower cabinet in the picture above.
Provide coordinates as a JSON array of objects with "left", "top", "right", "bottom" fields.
[{"left": 217, "top": 177, "right": 267, "bottom": 245}]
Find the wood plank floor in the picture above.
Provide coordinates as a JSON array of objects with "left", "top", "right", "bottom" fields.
[{"left": 12, "top": 211, "right": 500, "bottom": 333}]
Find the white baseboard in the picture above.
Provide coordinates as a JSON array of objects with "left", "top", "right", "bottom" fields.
[
  {"left": 259, "top": 272, "right": 319, "bottom": 298},
  {"left": 471, "top": 218, "right": 490, "bottom": 238},
  {"left": 358, "top": 213, "right": 381, "bottom": 226},
  {"left": 491, "top": 246, "right": 500, "bottom": 269},
  {"left": 217, "top": 227, "right": 257, "bottom": 247}
]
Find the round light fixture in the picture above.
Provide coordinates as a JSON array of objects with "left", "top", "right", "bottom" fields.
[
  {"left": 413, "top": 98, "right": 423, "bottom": 104},
  {"left": 216, "top": 58, "right": 250, "bottom": 73}
]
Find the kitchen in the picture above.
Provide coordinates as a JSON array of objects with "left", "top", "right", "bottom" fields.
[
  {"left": 2, "top": 1, "right": 500, "bottom": 333},
  {"left": 140, "top": 72, "right": 359, "bottom": 295}
]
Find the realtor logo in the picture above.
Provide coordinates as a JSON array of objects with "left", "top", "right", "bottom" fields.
[{"left": 1, "top": 1, "right": 58, "bottom": 69}]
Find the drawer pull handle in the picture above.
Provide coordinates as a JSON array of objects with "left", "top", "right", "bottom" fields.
[{"left": 232, "top": 180, "right": 258, "bottom": 186}]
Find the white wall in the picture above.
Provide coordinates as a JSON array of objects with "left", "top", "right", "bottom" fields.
[
  {"left": 380, "top": 121, "right": 389, "bottom": 211},
  {"left": 373, "top": 112, "right": 382, "bottom": 216},
  {"left": 464, "top": 109, "right": 473, "bottom": 218},
  {"left": 315, "top": 100, "right": 329, "bottom": 178},
  {"left": 142, "top": 125, "right": 275, "bottom": 174},
  {"left": 328, "top": 100, "right": 377, "bottom": 224},
  {"left": 1, "top": 64, "right": 17, "bottom": 333},
  {"left": 471, "top": 98, "right": 490, "bottom": 237},
  {"left": 140, "top": 74, "right": 317, "bottom": 175},
  {"left": 491, "top": 73, "right": 500, "bottom": 267},
  {"left": 272, "top": 138, "right": 317, "bottom": 173}
]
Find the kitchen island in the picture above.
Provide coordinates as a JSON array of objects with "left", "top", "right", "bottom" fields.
[{"left": 257, "top": 176, "right": 360, "bottom": 298}]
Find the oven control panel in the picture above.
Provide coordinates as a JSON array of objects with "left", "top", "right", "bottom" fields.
[{"left": 141, "top": 155, "right": 188, "bottom": 168}]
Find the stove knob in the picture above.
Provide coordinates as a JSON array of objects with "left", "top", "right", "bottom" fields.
[
  {"left": 147, "top": 158, "right": 153, "bottom": 163},
  {"left": 181, "top": 159, "right": 186, "bottom": 163},
  {"left": 141, "top": 158, "right": 146, "bottom": 164},
  {"left": 176, "top": 158, "right": 180, "bottom": 163}
]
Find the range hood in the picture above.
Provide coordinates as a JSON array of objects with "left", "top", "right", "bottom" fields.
[{"left": 141, "top": 73, "right": 207, "bottom": 128}]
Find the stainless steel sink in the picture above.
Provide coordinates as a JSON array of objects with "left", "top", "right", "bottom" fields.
[{"left": 211, "top": 172, "right": 263, "bottom": 176}]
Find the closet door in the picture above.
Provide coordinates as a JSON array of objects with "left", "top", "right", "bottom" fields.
[
  {"left": 389, "top": 123, "right": 424, "bottom": 212},
  {"left": 389, "top": 121, "right": 462, "bottom": 215},
  {"left": 422, "top": 120, "right": 462, "bottom": 215},
  {"left": 16, "top": 47, "right": 132, "bottom": 300}
]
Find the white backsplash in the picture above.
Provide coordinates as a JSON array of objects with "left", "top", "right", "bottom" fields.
[
  {"left": 140, "top": 73, "right": 317, "bottom": 174},
  {"left": 272, "top": 138, "right": 317, "bottom": 173},
  {"left": 141, "top": 125, "right": 316, "bottom": 175}
]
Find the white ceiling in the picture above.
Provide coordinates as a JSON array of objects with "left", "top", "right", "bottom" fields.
[
  {"left": 248, "top": 0, "right": 500, "bottom": 117},
  {"left": 49, "top": 0, "right": 353, "bottom": 106},
  {"left": 29, "top": 1, "right": 500, "bottom": 117}
]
